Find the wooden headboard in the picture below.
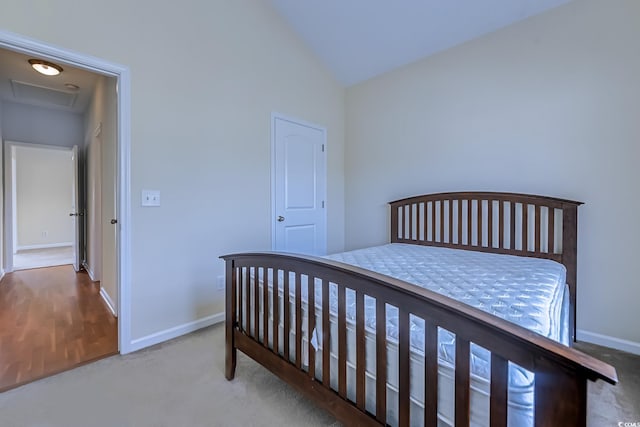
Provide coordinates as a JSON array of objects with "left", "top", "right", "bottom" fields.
[{"left": 389, "top": 191, "right": 583, "bottom": 340}]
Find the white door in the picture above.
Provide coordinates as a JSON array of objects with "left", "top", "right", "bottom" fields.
[
  {"left": 102, "top": 111, "right": 118, "bottom": 310},
  {"left": 272, "top": 115, "right": 327, "bottom": 255},
  {"left": 71, "top": 145, "right": 81, "bottom": 272}
]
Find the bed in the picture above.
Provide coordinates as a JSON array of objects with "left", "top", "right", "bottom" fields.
[{"left": 221, "top": 192, "right": 617, "bottom": 426}]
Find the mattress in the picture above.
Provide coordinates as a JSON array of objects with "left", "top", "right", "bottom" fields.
[{"left": 250, "top": 244, "right": 569, "bottom": 426}]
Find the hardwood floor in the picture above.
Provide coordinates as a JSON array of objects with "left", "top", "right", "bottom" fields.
[{"left": 0, "top": 265, "right": 118, "bottom": 392}]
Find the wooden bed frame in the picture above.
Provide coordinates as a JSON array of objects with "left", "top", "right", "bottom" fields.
[{"left": 222, "top": 192, "right": 617, "bottom": 426}]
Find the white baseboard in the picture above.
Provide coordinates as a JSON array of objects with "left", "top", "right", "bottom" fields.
[
  {"left": 100, "top": 287, "right": 117, "bottom": 317},
  {"left": 577, "top": 329, "right": 640, "bottom": 356},
  {"left": 86, "top": 265, "right": 98, "bottom": 282},
  {"left": 129, "top": 312, "right": 225, "bottom": 352},
  {"left": 16, "top": 242, "right": 73, "bottom": 252}
]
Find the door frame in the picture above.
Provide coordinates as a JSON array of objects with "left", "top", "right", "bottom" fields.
[
  {"left": 270, "top": 112, "right": 327, "bottom": 253},
  {"left": 0, "top": 30, "right": 133, "bottom": 354}
]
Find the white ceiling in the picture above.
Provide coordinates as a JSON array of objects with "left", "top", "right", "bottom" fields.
[
  {"left": 0, "top": 48, "right": 98, "bottom": 114},
  {"left": 268, "top": 0, "right": 571, "bottom": 86}
]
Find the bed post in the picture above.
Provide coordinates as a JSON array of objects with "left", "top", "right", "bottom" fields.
[
  {"left": 225, "top": 259, "right": 237, "bottom": 380},
  {"left": 562, "top": 203, "right": 580, "bottom": 343},
  {"left": 390, "top": 203, "right": 399, "bottom": 243}
]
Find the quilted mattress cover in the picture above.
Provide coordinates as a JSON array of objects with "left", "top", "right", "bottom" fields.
[{"left": 320, "top": 243, "right": 569, "bottom": 425}]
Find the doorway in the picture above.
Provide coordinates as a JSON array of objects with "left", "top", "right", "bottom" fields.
[
  {"left": 0, "top": 30, "right": 132, "bottom": 357},
  {"left": 4, "top": 143, "right": 78, "bottom": 272}
]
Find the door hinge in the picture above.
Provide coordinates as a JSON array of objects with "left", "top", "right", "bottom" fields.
[
  {"left": 321, "top": 144, "right": 325, "bottom": 152},
  {"left": 322, "top": 201, "right": 325, "bottom": 208}
]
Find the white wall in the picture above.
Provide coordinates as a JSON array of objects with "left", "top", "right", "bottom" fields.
[
  {"left": 0, "top": 1, "right": 345, "bottom": 343},
  {"left": 346, "top": 0, "right": 640, "bottom": 347},
  {"left": 14, "top": 145, "right": 74, "bottom": 249},
  {"left": 1, "top": 101, "right": 83, "bottom": 147}
]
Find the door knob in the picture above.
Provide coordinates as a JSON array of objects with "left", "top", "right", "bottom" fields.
[
  {"left": 277, "top": 216, "right": 285, "bottom": 222},
  {"left": 110, "top": 219, "right": 118, "bottom": 225}
]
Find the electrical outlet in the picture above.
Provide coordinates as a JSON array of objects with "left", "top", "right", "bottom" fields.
[
  {"left": 141, "top": 190, "right": 161, "bottom": 207},
  {"left": 217, "top": 275, "right": 225, "bottom": 291}
]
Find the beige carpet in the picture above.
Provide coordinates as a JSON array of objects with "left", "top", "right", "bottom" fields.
[{"left": 0, "top": 324, "right": 637, "bottom": 426}]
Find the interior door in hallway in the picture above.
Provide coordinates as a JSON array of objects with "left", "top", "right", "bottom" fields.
[
  {"left": 101, "top": 77, "right": 118, "bottom": 313},
  {"left": 71, "top": 145, "right": 81, "bottom": 271},
  {"left": 272, "top": 115, "right": 327, "bottom": 255}
]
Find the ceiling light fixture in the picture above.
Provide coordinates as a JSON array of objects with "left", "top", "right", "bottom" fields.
[{"left": 28, "top": 59, "right": 63, "bottom": 76}]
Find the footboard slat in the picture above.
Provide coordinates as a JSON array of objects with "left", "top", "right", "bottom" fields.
[
  {"left": 295, "top": 273, "right": 302, "bottom": 369},
  {"left": 283, "top": 271, "right": 290, "bottom": 360},
  {"left": 308, "top": 275, "right": 316, "bottom": 379},
  {"left": 338, "top": 284, "right": 347, "bottom": 398},
  {"left": 455, "top": 337, "right": 471, "bottom": 427},
  {"left": 273, "top": 268, "right": 279, "bottom": 354},
  {"left": 322, "top": 279, "right": 330, "bottom": 386},
  {"left": 263, "top": 267, "right": 269, "bottom": 348},
  {"left": 490, "top": 353, "right": 508, "bottom": 427},
  {"left": 245, "top": 267, "right": 251, "bottom": 336},
  {"left": 254, "top": 267, "right": 259, "bottom": 339},
  {"left": 424, "top": 320, "right": 438, "bottom": 427},
  {"left": 375, "top": 298, "right": 387, "bottom": 425},
  {"left": 356, "top": 291, "right": 366, "bottom": 410},
  {"left": 398, "top": 309, "right": 411, "bottom": 426}
]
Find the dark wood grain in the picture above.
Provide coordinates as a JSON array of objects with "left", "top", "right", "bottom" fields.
[
  {"left": 376, "top": 298, "right": 387, "bottom": 425},
  {"left": 295, "top": 273, "right": 302, "bottom": 369},
  {"left": 455, "top": 337, "right": 470, "bottom": 427},
  {"left": 0, "top": 266, "right": 117, "bottom": 392},
  {"left": 338, "top": 284, "right": 347, "bottom": 397},
  {"left": 398, "top": 309, "right": 410, "bottom": 426},
  {"left": 225, "top": 263, "right": 236, "bottom": 379},
  {"left": 424, "top": 320, "right": 438, "bottom": 427},
  {"left": 308, "top": 276, "right": 316, "bottom": 379},
  {"left": 356, "top": 291, "right": 366, "bottom": 410},
  {"left": 490, "top": 353, "right": 508, "bottom": 427},
  {"left": 273, "top": 268, "right": 279, "bottom": 354},
  {"left": 322, "top": 279, "right": 330, "bottom": 386},
  {"left": 263, "top": 268, "right": 269, "bottom": 348},
  {"left": 283, "top": 270, "right": 290, "bottom": 360}
]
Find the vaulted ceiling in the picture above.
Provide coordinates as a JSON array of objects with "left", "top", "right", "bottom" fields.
[{"left": 268, "top": 0, "right": 571, "bottom": 86}]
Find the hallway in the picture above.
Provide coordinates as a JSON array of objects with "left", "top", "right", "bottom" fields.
[{"left": 0, "top": 265, "right": 117, "bottom": 391}]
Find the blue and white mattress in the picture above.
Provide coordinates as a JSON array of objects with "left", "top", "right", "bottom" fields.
[{"left": 324, "top": 243, "right": 569, "bottom": 426}]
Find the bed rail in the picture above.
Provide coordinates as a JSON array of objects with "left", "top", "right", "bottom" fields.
[
  {"left": 222, "top": 252, "right": 616, "bottom": 427},
  {"left": 390, "top": 192, "right": 583, "bottom": 341}
]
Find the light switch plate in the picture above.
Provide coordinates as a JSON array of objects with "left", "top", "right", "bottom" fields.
[{"left": 141, "top": 190, "right": 160, "bottom": 207}]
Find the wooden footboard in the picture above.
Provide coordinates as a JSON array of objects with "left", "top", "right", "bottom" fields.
[{"left": 221, "top": 252, "right": 617, "bottom": 427}]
